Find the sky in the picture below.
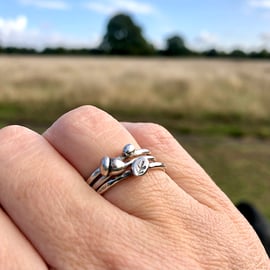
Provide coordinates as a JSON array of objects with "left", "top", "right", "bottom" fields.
[{"left": 0, "top": 0, "right": 270, "bottom": 51}]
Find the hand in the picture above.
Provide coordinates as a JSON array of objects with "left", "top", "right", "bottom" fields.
[{"left": 0, "top": 106, "right": 269, "bottom": 270}]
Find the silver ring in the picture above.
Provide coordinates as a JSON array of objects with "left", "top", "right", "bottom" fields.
[{"left": 87, "top": 144, "right": 165, "bottom": 195}]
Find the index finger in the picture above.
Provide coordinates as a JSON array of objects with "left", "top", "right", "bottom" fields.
[{"left": 0, "top": 125, "right": 127, "bottom": 269}]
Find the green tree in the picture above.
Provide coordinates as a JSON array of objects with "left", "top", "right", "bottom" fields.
[
  {"left": 250, "top": 49, "right": 270, "bottom": 59},
  {"left": 99, "top": 13, "right": 155, "bottom": 55},
  {"left": 203, "top": 49, "right": 219, "bottom": 57},
  {"left": 230, "top": 49, "right": 247, "bottom": 58},
  {"left": 165, "top": 35, "right": 189, "bottom": 56}
]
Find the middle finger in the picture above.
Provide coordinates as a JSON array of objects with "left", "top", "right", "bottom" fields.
[{"left": 44, "top": 106, "right": 194, "bottom": 216}]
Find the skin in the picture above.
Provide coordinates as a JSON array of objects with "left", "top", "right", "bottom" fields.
[{"left": 0, "top": 105, "right": 269, "bottom": 270}]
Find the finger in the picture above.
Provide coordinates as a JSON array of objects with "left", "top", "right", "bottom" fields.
[
  {"left": 0, "top": 125, "right": 127, "bottom": 269},
  {"left": 44, "top": 106, "right": 195, "bottom": 217},
  {"left": 0, "top": 208, "right": 48, "bottom": 270},
  {"left": 123, "top": 122, "right": 235, "bottom": 211}
]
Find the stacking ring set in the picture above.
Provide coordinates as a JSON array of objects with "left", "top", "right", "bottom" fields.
[{"left": 87, "top": 144, "right": 165, "bottom": 195}]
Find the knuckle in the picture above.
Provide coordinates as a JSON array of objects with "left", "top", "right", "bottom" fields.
[
  {"left": 143, "top": 123, "right": 175, "bottom": 148},
  {"left": 63, "top": 105, "right": 104, "bottom": 122},
  {"left": 0, "top": 126, "right": 41, "bottom": 196},
  {"left": 47, "top": 105, "right": 116, "bottom": 136},
  {"left": 0, "top": 124, "right": 27, "bottom": 140},
  {"left": 0, "top": 125, "right": 36, "bottom": 155}
]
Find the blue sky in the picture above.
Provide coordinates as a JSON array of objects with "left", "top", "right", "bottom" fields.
[{"left": 0, "top": 0, "right": 270, "bottom": 51}]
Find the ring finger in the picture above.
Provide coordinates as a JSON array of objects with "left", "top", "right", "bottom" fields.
[{"left": 122, "top": 122, "right": 236, "bottom": 212}]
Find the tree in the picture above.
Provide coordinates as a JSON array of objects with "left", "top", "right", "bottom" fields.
[
  {"left": 99, "top": 13, "right": 155, "bottom": 55},
  {"left": 165, "top": 35, "right": 189, "bottom": 56},
  {"left": 230, "top": 49, "right": 247, "bottom": 58},
  {"left": 250, "top": 49, "right": 270, "bottom": 59},
  {"left": 203, "top": 49, "right": 219, "bottom": 57}
]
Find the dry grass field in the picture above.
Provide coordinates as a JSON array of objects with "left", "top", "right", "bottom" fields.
[
  {"left": 1, "top": 57, "right": 270, "bottom": 115},
  {"left": 0, "top": 56, "right": 270, "bottom": 217}
]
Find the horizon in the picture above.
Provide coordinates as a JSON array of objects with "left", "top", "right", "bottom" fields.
[{"left": 1, "top": 0, "right": 270, "bottom": 52}]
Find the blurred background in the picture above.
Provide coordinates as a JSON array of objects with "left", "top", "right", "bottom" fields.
[{"left": 0, "top": 0, "right": 270, "bottom": 217}]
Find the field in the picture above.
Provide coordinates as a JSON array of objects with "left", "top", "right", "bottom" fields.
[{"left": 0, "top": 56, "right": 270, "bottom": 217}]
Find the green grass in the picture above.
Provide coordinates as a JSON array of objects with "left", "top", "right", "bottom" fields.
[
  {"left": 179, "top": 135, "right": 270, "bottom": 219},
  {"left": 2, "top": 100, "right": 270, "bottom": 139}
]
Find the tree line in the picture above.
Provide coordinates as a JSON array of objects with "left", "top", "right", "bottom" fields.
[{"left": 1, "top": 13, "right": 269, "bottom": 59}]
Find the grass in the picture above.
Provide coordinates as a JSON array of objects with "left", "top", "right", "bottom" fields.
[
  {"left": 0, "top": 56, "right": 269, "bottom": 217},
  {"left": 179, "top": 135, "right": 270, "bottom": 219}
]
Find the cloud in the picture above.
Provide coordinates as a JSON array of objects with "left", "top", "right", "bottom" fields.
[
  {"left": 248, "top": 0, "right": 270, "bottom": 8},
  {"left": 19, "top": 0, "right": 70, "bottom": 10},
  {"left": 0, "top": 15, "right": 99, "bottom": 49},
  {"left": 195, "top": 31, "right": 219, "bottom": 46},
  {"left": 0, "top": 15, "right": 28, "bottom": 36},
  {"left": 2, "top": 29, "right": 100, "bottom": 49},
  {"left": 0, "top": 15, "right": 40, "bottom": 47},
  {"left": 41, "top": 32, "right": 102, "bottom": 48},
  {"left": 260, "top": 32, "right": 270, "bottom": 42},
  {"left": 84, "top": 3, "right": 114, "bottom": 14},
  {"left": 84, "top": 0, "right": 156, "bottom": 15}
]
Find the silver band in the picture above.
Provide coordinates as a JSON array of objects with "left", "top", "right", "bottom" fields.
[{"left": 87, "top": 144, "right": 165, "bottom": 194}]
